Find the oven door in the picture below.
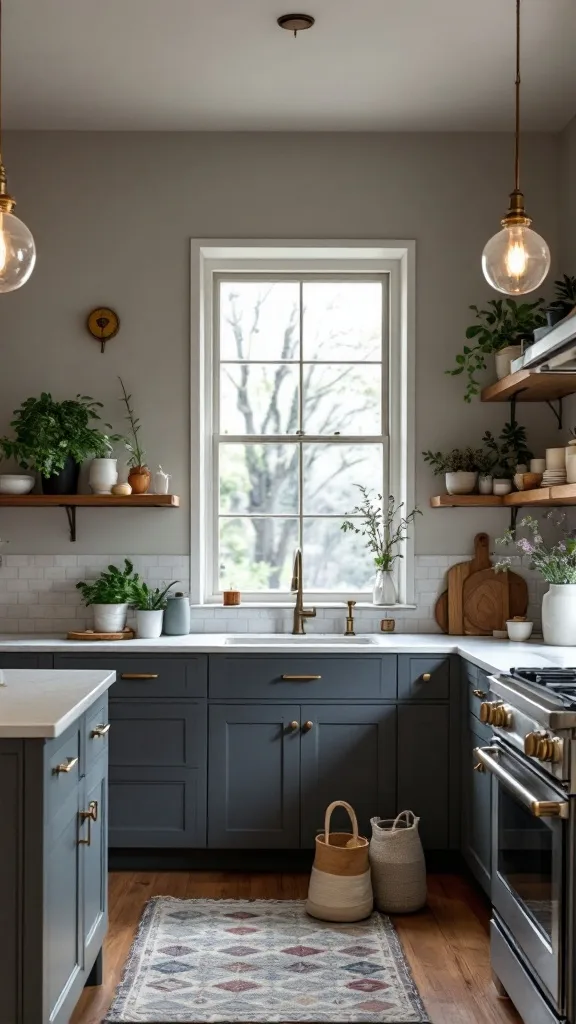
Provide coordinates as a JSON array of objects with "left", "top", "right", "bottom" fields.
[{"left": 475, "top": 743, "right": 568, "bottom": 1009}]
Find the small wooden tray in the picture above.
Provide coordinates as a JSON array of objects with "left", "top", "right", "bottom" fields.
[{"left": 66, "top": 629, "right": 135, "bottom": 641}]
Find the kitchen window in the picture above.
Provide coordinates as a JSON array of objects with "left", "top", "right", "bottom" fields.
[{"left": 191, "top": 243, "right": 415, "bottom": 604}]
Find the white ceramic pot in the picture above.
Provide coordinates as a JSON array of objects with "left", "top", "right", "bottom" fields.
[
  {"left": 542, "top": 584, "right": 576, "bottom": 646},
  {"left": 546, "top": 447, "right": 566, "bottom": 471},
  {"left": 92, "top": 603, "right": 128, "bottom": 633},
  {"left": 89, "top": 458, "right": 118, "bottom": 495},
  {"left": 506, "top": 619, "right": 534, "bottom": 642},
  {"left": 136, "top": 609, "right": 164, "bottom": 638},
  {"left": 493, "top": 478, "right": 513, "bottom": 496},
  {"left": 478, "top": 474, "right": 493, "bottom": 495},
  {"left": 445, "top": 471, "right": 478, "bottom": 495},
  {"left": 0, "top": 474, "right": 35, "bottom": 495},
  {"left": 530, "top": 459, "right": 546, "bottom": 474},
  {"left": 567, "top": 455, "right": 576, "bottom": 484},
  {"left": 495, "top": 346, "right": 522, "bottom": 380},
  {"left": 373, "top": 570, "right": 397, "bottom": 606}
]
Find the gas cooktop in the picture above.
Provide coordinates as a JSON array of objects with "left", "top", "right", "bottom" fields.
[{"left": 510, "top": 667, "right": 576, "bottom": 707}]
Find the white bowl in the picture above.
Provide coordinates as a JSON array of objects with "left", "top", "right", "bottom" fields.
[
  {"left": 0, "top": 474, "right": 35, "bottom": 495},
  {"left": 506, "top": 620, "right": 534, "bottom": 642}
]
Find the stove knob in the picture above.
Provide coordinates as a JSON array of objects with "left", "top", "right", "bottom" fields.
[
  {"left": 524, "top": 731, "right": 545, "bottom": 757},
  {"left": 537, "top": 737, "right": 563, "bottom": 764},
  {"left": 492, "top": 705, "right": 513, "bottom": 728},
  {"left": 479, "top": 702, "right": 494, "bottom": 724}
]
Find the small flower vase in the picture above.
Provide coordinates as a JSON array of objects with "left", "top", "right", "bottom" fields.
[
  {"left": 542, "top": 584, "right": 576, "bottom": 646},
  {"left": 478, "top": 474, "right": 493, "bottom": 495},
  {"left": 373, "top": 570, "right": 397, "bottom": 606}
]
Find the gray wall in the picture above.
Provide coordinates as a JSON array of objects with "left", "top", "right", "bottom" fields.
[
  {"left": 0, "top": 131, "right": 563, "bottom": 556},
  {"left": 561, "top": 116, "right": 576, "bottom": 273}
]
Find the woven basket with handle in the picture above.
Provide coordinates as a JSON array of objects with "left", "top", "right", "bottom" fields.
[
  {"left": 306, "top": 800, "right": 373, "bottom": 922},
  {"left": 369, "top": 810, "right": 427, "bottom": 913}
]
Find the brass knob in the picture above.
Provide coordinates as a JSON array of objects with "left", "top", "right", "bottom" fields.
[
  {"left": 473, "top": 762, "right": 485, "bottom": 773},
  {"left": 422, "top": 673, "right": 431, "bottom": 682},
  {"left": 479, "top": 702, "right": 493, "bottom": 724},
  {"left": 492, "top": 705, "right": 513, "bottom": 729},
  {"left": 473, "top": 689, "right": 488, "bottom": 699},
  {"left": 537, "top": 737, "right": 563, "bottom": 764},
  {"left": 90, "top": 723, "right": 110, "bottom": 738},
  {"left": 78, "top": 801, "right": 98, "bottom": 846},
  {"left": 288, "top": 721, "right": 300, "bottom": 732},
  {"left": 52, "top": 756, "right": 79, "bottom": 775},
  {"left": 302, "top": 721, "right": 314, "bottom": 732},
  {"left": 524, "top": 731, "right": 545, "bottom": 757}
]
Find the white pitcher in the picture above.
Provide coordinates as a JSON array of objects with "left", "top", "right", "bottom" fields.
[{"left": 153, "top": 465, "right": 171, "bottom": 494}]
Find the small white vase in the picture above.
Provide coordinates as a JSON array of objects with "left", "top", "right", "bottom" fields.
[
  {"left": 445, "top": 471, "right": 478, "bottom": 495},
  {"left": 542, "top": 584, "right": 576, "bottom": 646},
  {"left": 153, "top": 465, "right": 171, "bottom": 495},
  {"left": 89, "top": 458, "right": 118, "bottom": 495},
  {"left": 373, "top": 570, "right": 397, "bottom": 606},
  {"left": 493, "top": 478, "right": 513, "bottom": 496},
  {"left": 495, "top": 345, "right": 522, "bottom": 380},
  {"left": 478, "top": 474, "right": 493, "bottom": 495},
  {"left": 136, "top": 609, "right": 164, "bottom": 639},
  {"left": 92, "top": 603, "right": 128, "bottom": 633}
]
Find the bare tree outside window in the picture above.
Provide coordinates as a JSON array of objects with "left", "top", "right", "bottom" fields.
[{"left": 216, "top": 278, "right": 387, "bottom": 593}]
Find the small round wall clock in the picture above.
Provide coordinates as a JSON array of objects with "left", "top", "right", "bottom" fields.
[{"left": 86, "top": 307, "right": 120, "bottom": 353}]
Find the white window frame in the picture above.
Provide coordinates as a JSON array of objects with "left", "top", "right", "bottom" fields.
[{"left": 190, "top": 240, "right": 416, "bottom": 606}]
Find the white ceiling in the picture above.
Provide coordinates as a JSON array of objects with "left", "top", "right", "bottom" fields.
[{"left": 4, "top": 0, "right": 576, "bottom": 132}]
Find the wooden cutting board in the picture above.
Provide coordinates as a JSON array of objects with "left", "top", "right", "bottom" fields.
[
  {"left": 463, "top": 567, "right": 528, "bottom": 636},
  {"left": 447, "top": 533, "right": 490, "bottom": 634},
  {"left": 66, "top": 629, "right": 135, "bottom": 641}
]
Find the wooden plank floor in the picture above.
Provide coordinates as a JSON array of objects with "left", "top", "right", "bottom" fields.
[{"left": 71, "top": 872, "right": 523, "bottom": 1024}]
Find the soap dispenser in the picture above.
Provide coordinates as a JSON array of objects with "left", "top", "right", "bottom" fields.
[{"left": 163, "top": 592, "right": 191, "bottom": 635}]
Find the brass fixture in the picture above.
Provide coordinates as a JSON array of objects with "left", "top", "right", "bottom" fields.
[
  {"left": 479, "top": 701, "right": 513, "bottom": 728},
  {"left": 422, "top": 673, "right": 431, "bottom": 682},
  {"left": 524, "top": 730, "right": 547, "bottom": 757},
  {"left": 288, "top": 721, "right": 300, "bottom": 732},
  {"left": 473, "top": 762, "right": 486, "bottom": 773},
  {"left": 281, "top": 674, "right": 322, "bottom": 682},
  {"left": 473, "top": 689, "right": 488, "bottom": 699},
  {"left": 291, "top": 548, "right": 316, "bottom": 634},
  {"left": 302, "top": 721, "right": 314, "bottom": 732},
  {"left": 277, "top": 13, "right": 315, "bottom": 36},
  {"left": 78, "top": 801, "right": 98, "bottom": 846},
  {"left": 536, "top": 737, "right": 563, "bottom": 764},
  {"left": 481, "top": 0, "right": 550, "bottom": 294},
  {"left": 52, "top": 756, "right": 78, "bottom": 775},
  {"left": 380, "top": 618, "right": 395, "bottom": 633},
  {"left": 120, "top": 673, "right": 159, "bottom": 680},
  {"left": 344, "top": 600, "right": 356, "bottom": 636},
  {"left": 90, "top": 723, "right": 110, "bottom": 738},
  {"left": 532, "top": 800, "right": 567, "bottom": 819},
  {"left": 87, "top": 307, "right": 120, "bottom": 354}
]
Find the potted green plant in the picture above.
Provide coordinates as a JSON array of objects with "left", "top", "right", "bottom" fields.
[
  {"left": 0, "top": 393, "right": 120, "bottom": 495},
  {"left": 545, "top": 275, "right": 576, "bottom": 327},
  {"left": 341, "top": 487, "right": 421, "bottom": 605},
  {"left": 118, "top": 378, "right": 150, "bottom": 494},
  {"left": 482, "top": 421, "right": 532, "bottom": 490},
  {"left": 474, "top": 449, "right": 497, "bottom": 495},
  {"left": 76, "top": 559, "right": 141, "bottom": 633},
  {"left": 422, "top": 447, "right": 485, "bottom": 495},
  {"left": 132, "top": 580, "right": 178, "bottom": 638},
  {"left": 447, "top": 298, "right": 546, "bottom": 402}
]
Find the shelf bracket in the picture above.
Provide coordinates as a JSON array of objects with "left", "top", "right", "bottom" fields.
[
  {"left": 545, "top": 397, "right": 563, "bottom": 430},
  {"left": 509, "top": 506, "right": 519, "bottom": 536},
  {"left": 63, "top": 506, "right": 77, "bottom": 542}
]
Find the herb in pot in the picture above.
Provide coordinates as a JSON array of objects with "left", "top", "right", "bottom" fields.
[
  {"left": 132, "top": 580, "right": 178, "bottom": 611},
  {"left": 118, "top": 377, "right": 150, "bottom": 494},
  {"left": 421, "top": 448, "right": 485, "bottom": 474},
  {"left": 341, "top": 487, "right": 421, "bottom": 605},
  {"left": 76, "top": 559, "right": 141, "bottom": 606},
  {"left": 482, "top": 421, "right": 532, "bottom": 479}
]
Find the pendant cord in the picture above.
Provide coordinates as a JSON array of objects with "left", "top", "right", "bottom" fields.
[{"left": 514, "top": 0, "right": 521, "bottom": 193}]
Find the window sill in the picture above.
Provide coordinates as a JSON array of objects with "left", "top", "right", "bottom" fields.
[{"left": 192, "top": 603, "right": 417, "bottom": 611}]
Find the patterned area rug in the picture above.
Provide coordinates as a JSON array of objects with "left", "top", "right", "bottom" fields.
[{"left": 104, "top": 898, "right": 429, "bottom": 1023}]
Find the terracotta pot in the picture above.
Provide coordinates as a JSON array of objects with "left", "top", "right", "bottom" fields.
[{"left": 128, "top": 466, "right": 151, "bottom": 494}]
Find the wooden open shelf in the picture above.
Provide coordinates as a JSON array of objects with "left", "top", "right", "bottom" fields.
[
  {"left": 431, "top": 483, "right": 576, "bottom": 512},
  {"left": 481, "top": 370, "right": 576, "bottom": 403},
  {"left": 0, "top": 494, "right": 180, "bottom": 541},
  {"left": 430, "top": 495, "right": 504, "bottom": 508}
]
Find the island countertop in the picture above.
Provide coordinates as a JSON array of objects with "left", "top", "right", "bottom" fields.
[
  {"left": 0, "top": 633, "right": 574, "bottom": 678},
  {"left": 0, "top": 668, "right": 115, "bottom": 738}
]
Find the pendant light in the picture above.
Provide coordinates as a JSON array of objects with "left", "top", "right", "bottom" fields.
[
  {"left": 482, "top": 0, "right": 550, "bottom": 295},
  {"left": 0, "top": 0, "right": 35, "bottom": 293}
]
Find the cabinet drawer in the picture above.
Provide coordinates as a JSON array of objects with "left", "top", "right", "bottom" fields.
[
  {"left": 398, "top": 656, "right": 450, "bottom": 700},
  {"left": 85, "top": 693, "right": 110, "bottom": 772},
  {"left": 109, "top": 701, "right": 206, "bottom": 768},
  {"left": 109, "top": 767, "right": 206, "bottom": 847},
  {"left": 209, "top": 655, "right": 397, "bottom": 700},
  {"left": 46, "top": 728, "right": 80, "bottom": 818},
  {"left": 54, "top": 655, "right": 207, "bottom": 698}
]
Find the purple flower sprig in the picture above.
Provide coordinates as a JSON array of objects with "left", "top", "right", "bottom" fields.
[{"left": 496, "top": 512, "right": 576, "bottom": 584}]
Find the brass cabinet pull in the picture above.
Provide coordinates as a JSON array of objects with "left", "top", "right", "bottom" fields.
[
  {"left": 281, "top": 674, "right": 322, "bottom": 682},
  {"left": 302, "top": 721, "right": 314, "bottom": 732},
  {"left": 78, "top": 801, "right": 98, "bottom": 846},
  {"left": 422, "top": 673, "right": 431, "bottom": 682},
  {"left": 120, "top": 673, "right": 159, "bottom": 680},
  {"left": 288, "top": 721, "right": 300, "bottom": 732},
  {"left": 90, "top": 723, "right": 110, "bottom": 738},
  {"left": 52, "top": 756, "right": 78, "bottom": 775},
  {"left": 473, "top": 689, "right": 488, "bottom": 699},
  {"left": 473, "top": 762, "right": 486, "bottom": 773}
]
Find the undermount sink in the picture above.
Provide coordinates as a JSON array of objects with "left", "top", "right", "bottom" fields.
[{"left": 224, "top": 634, "right": 377, "bottom": 645}]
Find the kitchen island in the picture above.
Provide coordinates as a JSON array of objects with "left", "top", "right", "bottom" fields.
[{"left": 0, "top": 668, "right": 115, "bottom": 1024}]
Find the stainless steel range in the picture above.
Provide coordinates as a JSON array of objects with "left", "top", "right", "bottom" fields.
[{"left": 474, "top": 667, "right": 576, "bottom": 1024}]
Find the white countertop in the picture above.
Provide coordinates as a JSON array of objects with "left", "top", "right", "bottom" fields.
[
  {"left": 0, "top": 633, "right": 574, "bottom": 677},
  {"left": 0, "top": 669, "right": 115, "bottom": 739}
]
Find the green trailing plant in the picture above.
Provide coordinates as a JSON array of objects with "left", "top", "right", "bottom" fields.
[
  {"left": 482, "top": 420, "right": 532, "bottom": 479},
  {"left": 132, "top": 579, "right": 178, "bottom": 611},
  {"left": 0, "top": 393, "right": 122, "bottom": 478},
  {"left": 422, "top": 447, "right": 485, "bottom": 475},
  {"left": 341, "top": 486, "right": 421, "bottom": 571},
  {"left": 548, "top": 275, "right": 576, "bottom": 318},
  {"left": 447, "top": 298, "right": 546, "bottom": 403},
  {"left": 118, "top": 377, "right": 147, "bottom": 469},
  {"left": 76, "top": 559, "right": 141, "bottom": 606}
]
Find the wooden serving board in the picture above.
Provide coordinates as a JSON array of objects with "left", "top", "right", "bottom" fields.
[
  {"left": 447, "top": 533, "right": 490, "bottom": 634},
  {"left": 66, "top": 629, "right": 135, "bottom": 641}
]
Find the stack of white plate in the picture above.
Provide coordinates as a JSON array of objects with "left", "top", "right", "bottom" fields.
[{"left": 541, "top": 469, "right": 567, "bottom": 486}]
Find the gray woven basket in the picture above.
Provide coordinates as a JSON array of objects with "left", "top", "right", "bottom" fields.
[{"left": 369, "top": 810, "right": 427, "bottom": 913}]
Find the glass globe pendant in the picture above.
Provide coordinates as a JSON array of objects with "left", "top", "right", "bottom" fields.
[{"left": 482, "top": 0, "right": 550, "bottom": 295}]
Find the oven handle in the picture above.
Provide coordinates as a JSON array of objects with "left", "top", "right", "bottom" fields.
[{"left": 474, "top": 746, "right": 569, "bottom": 820}]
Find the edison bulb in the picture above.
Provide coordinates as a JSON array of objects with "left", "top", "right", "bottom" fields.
[
  {"left": 482, "top": 224, "right": 550, "bottom": 295},
  {"left": 0, "top": 210, "right": 36, "bottom": 293}
]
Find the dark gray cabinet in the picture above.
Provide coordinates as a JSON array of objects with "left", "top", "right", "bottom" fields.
[
  {"left": 0, "top": 696, "right": 109, "bottom": 1024},
  {"left": 397, "top": 703, "right": 451, "bottom": 849},
  {"left": 462, "top": 714, "right": 492, "bottom": 895},
  {"left": 0, "top": 654, "right": 53, "bottom": 669}
]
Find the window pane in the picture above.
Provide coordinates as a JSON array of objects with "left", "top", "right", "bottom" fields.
[
  {"left": 221, "top": 364, "right": 300, "bottom": 435},
  {"left": 219, "top": 517, "right": 298, "bottom": 591},
  {"left": 302, "top": 443, "right": 383, "bottom": 515},
  {"left": 303, "top": 282, "right": 382, "bottom": 362},
  {"left": 303, "top": 363, "right": 381, "bottom": 435},
  {"left": 303, "top": 518, "right": 376, "bottom": 591},
  {"left": 219, "top": 281, "right": 300, "bottom": 361},
  {"left": 219, "top": 443, "right": 298, "bottom": 515}
]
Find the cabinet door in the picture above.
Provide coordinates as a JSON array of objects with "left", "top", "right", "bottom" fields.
[
  {"left": 208, "top": 705, "right": 300, "bottom": 848},
  {"left": 462, "top": 717, "right": 492, "bottom": 895},
  {"left": 44, "top": 776, "right": 83, "bottom": 1021},
  {"left": 300, "top": 705, "right": 397, "bottom": 847},
  {"left": 0, "top": 654, "right": 53, "bottom": 668},
  {"left": 397, "top": 704, "right": 450, "bottom": 850},
  {"left": 82, "top": 755, "right": 108, "bottom": 969}
]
